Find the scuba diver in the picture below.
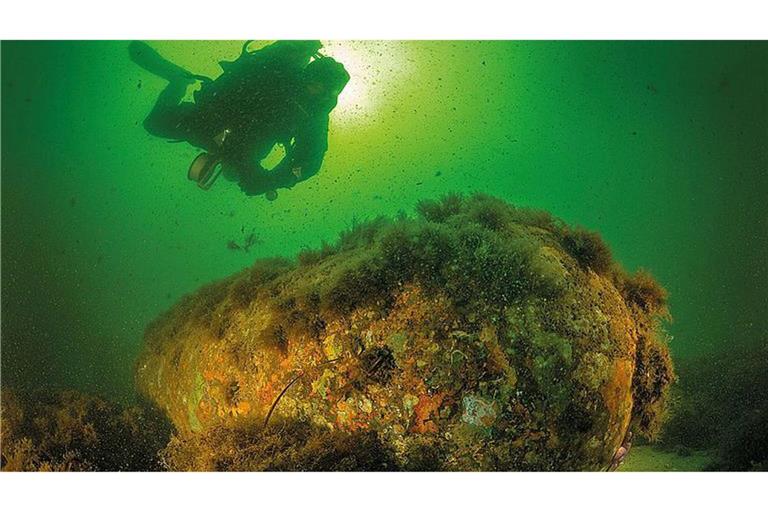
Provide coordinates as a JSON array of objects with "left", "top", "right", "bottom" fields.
[{"left": 129, "top": 40, "right": 350, "bottom": 200}]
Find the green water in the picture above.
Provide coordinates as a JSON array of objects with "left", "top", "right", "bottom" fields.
[{"left": 2, "top": 41, "right": 766, "bottom": 403}]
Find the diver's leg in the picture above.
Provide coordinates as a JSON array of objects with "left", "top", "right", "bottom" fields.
[
  {"left": 143, "top": 80, "right": 194, "bottom": 139},
  {"left": 129, "top": 41, "right": 196, "bottom": 83},
  {"left": 131, "top": 41, "right": 200, "bottom": 140}
]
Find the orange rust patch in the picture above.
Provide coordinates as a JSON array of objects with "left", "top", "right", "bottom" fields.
[
  {"left": 411, "top": 392, "right": 446, "bottom": 434},
  {"left": 479, "top": 324, "right": 518, "bottom": 387},
  {"left": 601, "top": 358, "right": 634, "bottom": 418},
  {"left": 202, "top": 368, "right": 226, "bottom": 383}
]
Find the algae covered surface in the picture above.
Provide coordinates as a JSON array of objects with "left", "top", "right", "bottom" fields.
[{"left": 136, "top": 194, "right": 673, "bottom": 471}]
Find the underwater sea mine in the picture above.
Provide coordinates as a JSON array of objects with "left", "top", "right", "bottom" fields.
[{"left": 136, "top": 194, "right": 674, "bottom": 471}]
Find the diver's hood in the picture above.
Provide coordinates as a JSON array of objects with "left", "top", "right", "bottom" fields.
[{"left": 304, "top": 57, "right": 350, "bottom": 92}]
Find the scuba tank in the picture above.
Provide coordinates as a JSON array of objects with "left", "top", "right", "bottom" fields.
[{"left": 193, "top": 40, "right": 322, "bottom": 111}]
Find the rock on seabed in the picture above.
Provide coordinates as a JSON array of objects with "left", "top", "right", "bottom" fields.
[{"left": 137, "top": 193, "right": 674, "bottom": 471}]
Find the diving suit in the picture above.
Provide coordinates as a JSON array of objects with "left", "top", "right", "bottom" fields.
[{"left": 129, "top": 40, "right": 350, "bottom": 199}]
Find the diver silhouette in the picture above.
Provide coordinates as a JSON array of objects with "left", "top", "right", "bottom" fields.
[{"left": 129, "top": 40, "right": 349, "bottom": 200}]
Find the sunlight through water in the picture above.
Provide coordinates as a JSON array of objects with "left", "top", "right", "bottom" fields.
[{"left": 321, "top": 40, "right": 412, "bottom": 126}]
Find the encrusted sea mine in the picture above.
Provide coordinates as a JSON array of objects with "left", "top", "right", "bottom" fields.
[{"left": 136, "top": 194, "right": 674, "bottom": 470}]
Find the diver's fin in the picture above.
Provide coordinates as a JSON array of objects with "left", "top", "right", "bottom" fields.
[{"left": 128, "top": 41, "right": 198, "bottom": 83}]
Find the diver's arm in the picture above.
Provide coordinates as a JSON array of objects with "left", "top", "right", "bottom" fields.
[
  {"left": 236, "top": 161, "right": 272, "bottom": 196},
  {"left": 280, "top": 115, "right": 330, "bottom": 186},
  {"left": 222, "top": 145, "right": 271, "bottom": 196},
  {"left": 231, "top": 114, "right": 330, "bottom": 196}
]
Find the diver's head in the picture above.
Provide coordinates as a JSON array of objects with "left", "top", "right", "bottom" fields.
[{"left": 302, "top": 57, "right": 350, "bottom": 111}]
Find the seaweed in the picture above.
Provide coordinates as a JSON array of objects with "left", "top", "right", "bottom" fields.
[
  {"left": 631, "top": 331, "right": 675, "bottom": 438},
  {"left": 1, "top": 388, "right": 171, "bottom": 472},
  {"left": 660, "top": 340, "right": 768, "bottom": 470},
  {"left": 297, "top": 240, "right": 336, "bottom": 267},
  {"left": 161, "top": 420, "right": 398, "bottom": 471},
  {"left": 315, "top": 194, "right": 564, "bottom": 319},
  {"left": 620, "top": 268, "right": 669, "bottom": 316},
  {"left": 416, "top": 193, "right": 463, "bottom": 223},
  {"left": 560, "top": 226, "right": 614, "bottom": 275}
]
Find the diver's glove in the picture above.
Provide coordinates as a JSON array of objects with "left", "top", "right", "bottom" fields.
[
  {"left": 237, "top": 167, "right": 270, "bottom": 197},
  {"left": 238, "top": 162, "right": 299, "bottom": 197}
]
